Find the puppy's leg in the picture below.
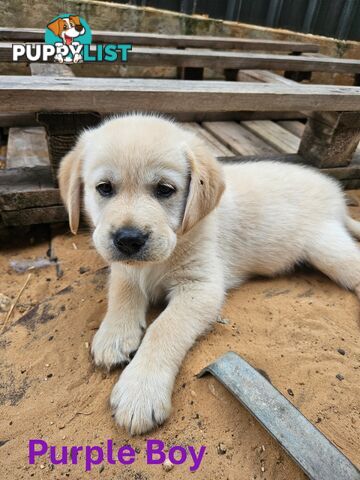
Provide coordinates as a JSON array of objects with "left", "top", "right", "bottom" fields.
[
  {"left": 306, "top": 220, "right": 360, "bottom": 297},
  {"left": 110, "top": 281, "right": 224, "bottom": 435},
  {"left": 91, "top": 266, "right": 147, "bottom": 369}
]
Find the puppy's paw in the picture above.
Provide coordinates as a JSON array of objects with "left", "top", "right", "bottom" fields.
[
  {"left": 110, "top": 363, "right": 172, "bottom": 435},
  {"left": 91, "top": 321, "right": 144, "bottom": 370}
]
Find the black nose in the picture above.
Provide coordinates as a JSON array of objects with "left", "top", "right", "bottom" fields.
[
  {"left": 75, "top": 24, "right": 83, "bottom": 32},
  {"left": 113, "top": 228, "right": 149, "bottom": 256}
]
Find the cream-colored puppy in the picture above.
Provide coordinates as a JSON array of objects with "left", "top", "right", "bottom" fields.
[{"left": 59, "top": 113, "right": 360, "bottom": 435}]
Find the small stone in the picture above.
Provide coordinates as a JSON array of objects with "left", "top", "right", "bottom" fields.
[
  {"left": 85, "top": 342, "right": 89, "bottom": 349},
  {"left": 47, "top": 373, "right": 53, "bottom": 378},
  {"left": 336, "top": 373, "right": 344, "bottom": 381},
  {"left": 337, "top": 348, "right": 346, "bottom": 356},
  {"left": 40, "top": 465, "right": 45, "bottom": 469},
  {"left": 217, "top": 443, "right": 227, "bottom": 455},
  {"left": 48, "top": 336, "right": 54, "bottom": 341},
  {"left": 287, "top": 388, "right": 294, "bottom": 397},
  {"left": 99, "top": 464, "right": 105, "bottom": 473},
  {"left": 79, "top": 267, "right": 90, "bottom": 275},
  {"left": 216, "top": 316, "right": 229, "bottom": 325},
  {"left": 190, "top": 390, "right": 196, "bottom": 397},
  {"left": 50, "top": 421, "right": 54, "bottom": 425},
  {"left": 162, "top": 459, "right": 174, "bottom": 472},
  {"left": 135, "top": 447, "right": 141, "bottom": 454},
  {"left": 0, "top": 294, "right": 11, "bottom": 313}
]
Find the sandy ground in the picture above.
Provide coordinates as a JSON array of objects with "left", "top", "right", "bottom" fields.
[{"left": 1, "top": 195, "right": 360, "bottom": 480}]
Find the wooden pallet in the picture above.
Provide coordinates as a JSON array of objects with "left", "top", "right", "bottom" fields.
[{"left": 1, "top": 29, "right": 360, "bottom": 227}]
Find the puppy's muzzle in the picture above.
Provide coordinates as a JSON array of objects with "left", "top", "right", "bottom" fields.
[{"left": 113, "top": 228, "right": 149, "bottom": 256}]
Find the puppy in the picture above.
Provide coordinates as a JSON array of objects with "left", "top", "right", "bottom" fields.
[
  {"left": 59, "top": 114, "right": 360, "bottom": 435},
  {"left": 47, "top": 15, "right": 85, "bottom": 63}
]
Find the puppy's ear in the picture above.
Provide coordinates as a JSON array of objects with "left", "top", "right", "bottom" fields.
[
  {"left": 69, "top": 15, "right": 81, "bottom": 25},
  {"left": 181, "top": 141, "right": 225, "bottom": 234},
  {"left": 47, "top": 18, "right": 64, "bottom": 37},
  {"left": 58, "top": 136, "right": 85, "bottom": 235}
]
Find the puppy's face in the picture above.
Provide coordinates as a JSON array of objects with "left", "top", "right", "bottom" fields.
[{"left": 58, "top": 115, "right": 225, "bottom": 265}]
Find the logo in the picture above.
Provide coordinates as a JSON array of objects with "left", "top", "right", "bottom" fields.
[{"left": 12, "top": 14, "right": 132, "bottom": 64}]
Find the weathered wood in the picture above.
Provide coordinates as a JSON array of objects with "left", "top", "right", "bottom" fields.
[
  {"left": 0, "top": 188, "right": 61, "bottom": 211},
  {"left": 0, "top": 113, "right": 37, "bottom": 127},
  {"left": 3, "top": 77, "right": 360, "bottom": 113},
  {"left": 277, "top": 120, "right": 305, "bottom": 137},
  {"left": 183, "top": 123, "right": 233, "bottom": 157},
  {"left": 6, "top": 127, "right": 49, "bottom": 168},
  {"left": 0, "top": 166, "right": 54, "bottom": 193},
  {"left": 37, "top": 112, "right": 101, "bottom": 177},
  {"left": 242, "top": 120, "right": 300, "bottom": 153},
  {"left": 2, "top": 44, "right": 360, "bottom": 73},
  {"left": 30, "top": 63, "right": 74, "bottom": 77},
  {"left": 0, "top": 27, "right": 319, "bottom": 52},
  {"left": 299, "top": 112, "right": 360, "bottom": 168},
  {"left": 203, "top": 121, "right": 277, "bottom": 155},
  {"left": 238, "top": 69, "right": 300, "bottom": 86},
  {"left": 1, "top": 206, "right": 67, "bottom": 226}
]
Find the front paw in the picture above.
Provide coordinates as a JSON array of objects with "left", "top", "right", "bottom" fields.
[
  {"left": 110, "top": 363, "right": 172, "bottom": 435},
  {"left": 91, "top": 321, "right": 144, "bottom": 370}
]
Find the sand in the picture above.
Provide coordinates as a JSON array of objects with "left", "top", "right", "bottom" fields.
[{"left": 1, "top": 195, "right": 360, "bottom": 480}]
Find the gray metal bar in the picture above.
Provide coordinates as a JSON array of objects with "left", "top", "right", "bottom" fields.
[
  {"left": 198, "top": 352, "right": 360, "bottom": 480},
  {"left": 303, "top": 0, "right": 321, "bottom": 33},
  {"left": 337, "top": 0, "right": 356, "bottom": 40}
]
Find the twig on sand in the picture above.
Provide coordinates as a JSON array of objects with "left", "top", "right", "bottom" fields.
[{"left": 1, "top": 273, "right": 32, "bottom": 334}]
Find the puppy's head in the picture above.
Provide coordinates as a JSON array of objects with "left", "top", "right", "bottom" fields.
[
  {"left": 47, "top": 16, "right": 85, "bottom": 43},
  {"left": 58, "top": 114, "right": 224, "bottom": 265}
]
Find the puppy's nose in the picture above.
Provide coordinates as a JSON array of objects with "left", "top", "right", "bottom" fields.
[
  {"left": 113, "top": 228, "right": 149, "bottom": 256},
  {"left": 75, "top": 25, "right": 83, "bottom": 32}
]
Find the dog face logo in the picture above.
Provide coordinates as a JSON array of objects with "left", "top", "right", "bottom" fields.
[
  {"left": 47, "top": 16, "right": 85, "bottom": 46},
  {"left": 45, "top": 14, "right": 92, "bottom": 64}
]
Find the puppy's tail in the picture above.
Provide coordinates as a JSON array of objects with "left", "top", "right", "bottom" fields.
[{"left": 345, "top": 216, "right": 360, "bottom": 240}]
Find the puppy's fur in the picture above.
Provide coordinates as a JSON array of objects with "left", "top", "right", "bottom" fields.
[{"left": 59, "top": 114, "right": 360, "bottom": 435}]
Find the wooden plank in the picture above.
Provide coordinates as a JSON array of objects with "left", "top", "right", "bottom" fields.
[
  {"left": 182, "top": 123, "right": 233, "bottom": 157},
  {"left": 238, "top": 69, "right": 299, "bottom": 86},
  {"left": 1, "top": 206, "right": 67, "bottom": 226},
  {"left": 6, "top": 127, "right": 49, "bottom": 168},
  {"left": 3, "top": 77, "right": 360, "bottom": 113},
  {"left": 0, "top": 166, "right": 54, "bottom": 193},
  {"left": 0, "top": 27, "right": 319, "bottom": 52},
  {"left": 299, "top": 111, "right": 360, "bottom": 167},
  {"left": 0, "top": 188, "right": 60, "bottom": 211},
  {"left": 277, "top": 120, "right": 305, "bottom": 137},
  {"left": 203, "top": 121, "right": 277, "bottom": 155},
  {"left": 30, "top": 63, "right": 74, "bottom": 77},
  {"left": 2, "top": 44, "right": 360, "bottom": 73},
  {"left": 242, "top": 120, "right": 301, "bottom": 153}
]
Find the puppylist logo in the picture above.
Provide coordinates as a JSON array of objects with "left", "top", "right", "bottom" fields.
[{"left": 12, "top": 14, "right": 132, "bottom": 64}]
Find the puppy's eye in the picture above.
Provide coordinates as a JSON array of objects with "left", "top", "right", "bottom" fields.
[
  {"left": 63, "top": 24, "right": 68, "bottom": 30},
  {"left": 155, "top": 183, "right": 176, "bottom": 198},
  {"left": 96, "top": 181, "right": 113, "bottom": 197}
]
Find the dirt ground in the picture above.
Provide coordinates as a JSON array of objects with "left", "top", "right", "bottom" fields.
[{"left": 1, "top": 194, "right": 360, "bottom": 480}]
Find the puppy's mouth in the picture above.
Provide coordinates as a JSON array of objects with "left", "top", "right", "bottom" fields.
[{"left": 64, "top": 34, "right": 73, "bottom": 45}]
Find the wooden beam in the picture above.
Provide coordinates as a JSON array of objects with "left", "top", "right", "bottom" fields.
[
  {"left": 2, "top": 44, "right": 359, "bottom": 73},
  {"left": 202, "top": 121, "right": 277, "bottom": 155},
  {"left": 0, "top": 27, "right": 319, "bottom": 52},
  {"left": 6, "top": 127, "right": 49, "bottom": 168},
  {"left": 298, "top": 112, "right": 360, "bottom": 167},
  {"left": 2, "top": 77, "right": 360, "bottom": 113},
  {"left": 241, "top": 120, "right": 300, "bottom": 153}
]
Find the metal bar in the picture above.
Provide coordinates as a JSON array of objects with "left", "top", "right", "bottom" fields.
[
  {"left": 337, "top": 0, "right": 356, "bottom": 40},
  {"left": 198, "top": 352, "right": 360, "bottom": 480},
  {"left": 266, "top": 0, "right": 284, "bottom": 27},
  {"left": 303, "top": 0, "right": 320, "bottom": 33},
  {"left": 225, "top": 0, "right": 237, "bottom": 21}
]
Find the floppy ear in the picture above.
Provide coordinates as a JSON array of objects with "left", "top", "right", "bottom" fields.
[
  {"left": 181, "top": 141, "right": 225, "bottom": 234},
  {"left": 69, "top": 15, "right": 81, "bottom": 25},
  {"left": 47, "top": 18, "right": 64, "bottom": 37},
  {"left": 58, "top": 137, "right": 85, "bottom": 235}
]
